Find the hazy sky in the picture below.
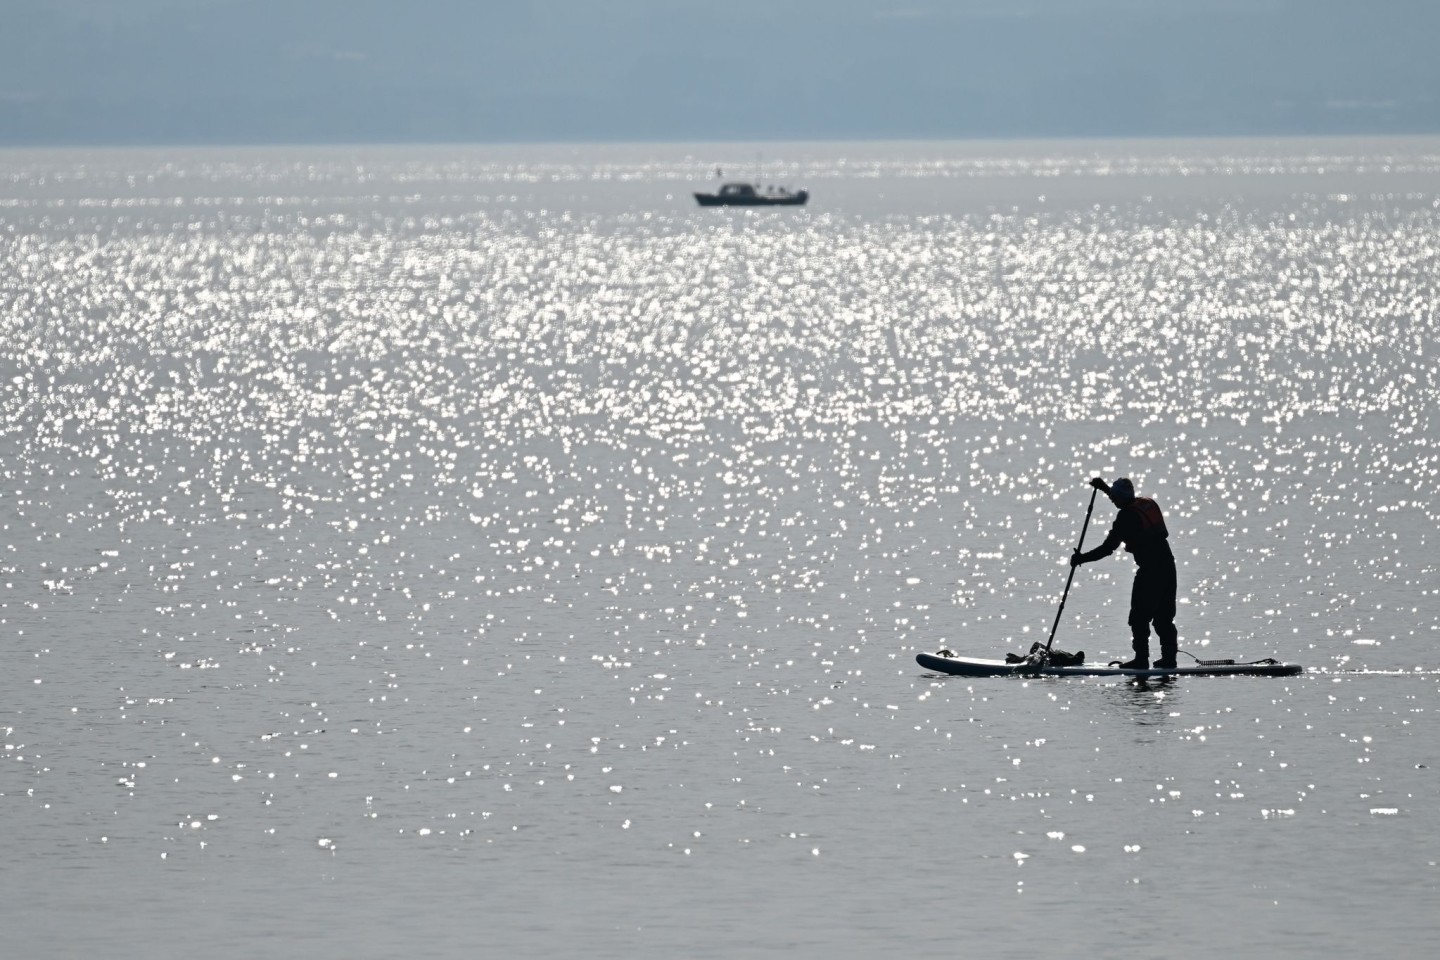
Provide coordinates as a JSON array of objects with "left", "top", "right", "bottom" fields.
[{"left": 3, "top": 0, "right": 1436, "bottom": 146}]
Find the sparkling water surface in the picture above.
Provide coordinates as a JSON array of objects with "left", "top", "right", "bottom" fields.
[{"left": 3, "top": 138, "right": 1438, "bottom": 958}]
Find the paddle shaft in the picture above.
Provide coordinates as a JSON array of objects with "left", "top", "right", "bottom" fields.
[{"left": 1042, "top": 485, "right": 1099, "bottom": 655}]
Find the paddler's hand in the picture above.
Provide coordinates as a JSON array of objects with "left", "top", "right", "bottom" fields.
[
  {"left": 1088, "top": 477, "right": 1110, "bottom": 493},
  {"left": 1069, "top": 550, "right": 1083, "bottom": 568}
]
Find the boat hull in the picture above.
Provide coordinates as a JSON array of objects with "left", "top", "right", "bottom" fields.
[
  {"left": 694, "top": 190, "right": 808, "bottom": 207},
  {"left": 916, "top": 652, "right": 1304, "bottom": 678}
]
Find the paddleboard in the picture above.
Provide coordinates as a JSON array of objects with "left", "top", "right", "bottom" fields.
[{"left": 916, "top": 652, "right": 1304, "bottom": 678}]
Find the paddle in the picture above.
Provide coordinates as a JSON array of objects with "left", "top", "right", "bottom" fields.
[{"left": 1025, "top": 482, "right": 1100, "bottom": 673}]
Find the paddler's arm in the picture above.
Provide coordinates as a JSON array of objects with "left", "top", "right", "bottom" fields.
[
  {"left": 1072, "top": 522, "right": 1122, "bottom": 566},
  {"left": 1071, "top": 486, "right": 1125, "bottom": 566}
]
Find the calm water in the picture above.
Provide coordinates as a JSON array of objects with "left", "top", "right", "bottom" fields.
[{"left": 2, "top": 138, "right": 1438, "bottom": 958}]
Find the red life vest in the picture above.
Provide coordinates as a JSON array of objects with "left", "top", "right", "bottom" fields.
[{"left": 1128, "top": 496, "right": 1168, "bottom": 543}]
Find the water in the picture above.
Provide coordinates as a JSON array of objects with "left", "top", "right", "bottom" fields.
[{"left": 2, "top": 137, "right": 1438, "bottom": 958}]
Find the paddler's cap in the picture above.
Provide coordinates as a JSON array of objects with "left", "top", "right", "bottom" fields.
[{"left": 1110, "top": 477, "right": 1135, "bottom": 503}]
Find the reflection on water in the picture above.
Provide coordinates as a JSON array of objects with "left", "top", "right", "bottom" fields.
[
  {"left": 1107, "top": 676, "right": 1180, "bottom": 730},
  {"left": 2, "top": 139, "right": 1439, "bottom": 960}
]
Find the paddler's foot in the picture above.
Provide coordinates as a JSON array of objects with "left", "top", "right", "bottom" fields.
[
  {"left": 1115, "top": 656, "right": 1148, "bottom": 669},
  {"left": 1152, "top": 657, "right": 1177, "bottom": 669}
]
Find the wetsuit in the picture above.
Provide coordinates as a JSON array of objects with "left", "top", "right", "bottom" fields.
[{"left": 1076, "top": 496, "right": 1178, "bottom": 664}]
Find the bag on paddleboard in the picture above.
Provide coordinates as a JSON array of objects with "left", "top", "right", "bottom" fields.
[{"left": 1004, "top": 641, "right": 1084, "bottom": 667}]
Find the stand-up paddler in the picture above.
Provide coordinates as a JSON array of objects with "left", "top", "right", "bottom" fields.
[{"left": 1068, "top": 477, "right": 1179, "bottom": 669}]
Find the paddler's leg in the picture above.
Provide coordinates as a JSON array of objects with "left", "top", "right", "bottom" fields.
[
  {"left": 1121, "top": 570, "right": 1152, "bottom": 669},
  {"left": 1152, "top": 562, "right": 1179, "bottom": 668}
]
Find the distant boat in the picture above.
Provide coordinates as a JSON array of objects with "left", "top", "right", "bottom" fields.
[{"left": 694, "top": 182, "right": 808, "bottom": 207}]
